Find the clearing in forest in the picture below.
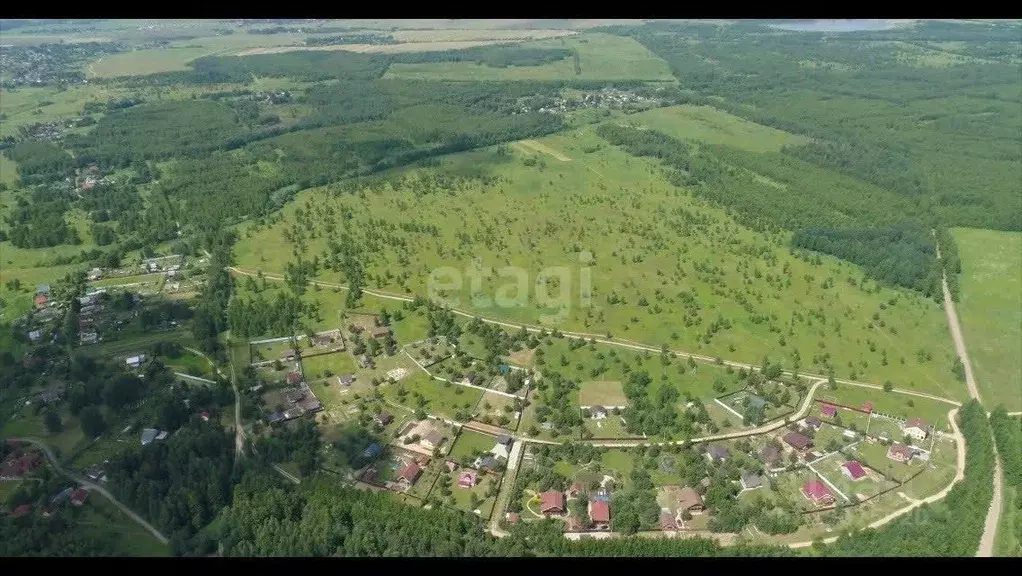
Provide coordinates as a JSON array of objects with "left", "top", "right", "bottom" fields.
[{"left": 514, "top": 139, "right": 571, "bottom": 161}]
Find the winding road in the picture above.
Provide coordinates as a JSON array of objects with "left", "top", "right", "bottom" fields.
[{"left": 10, "top": 437, "right": 169, "bottom": 545}]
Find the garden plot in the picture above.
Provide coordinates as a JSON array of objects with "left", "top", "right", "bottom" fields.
[
  {"left": 431, "top": 466, "right": 500, "bottom": 518},
  {"left": 301, "top": 351, "right": 358, "bottom": 383},
  {"left": 583, "top": 413, "right": 636, "bottom": 440},
  {"left": 249, "top": 338, "right": 297, "bottom": 365},
  {"left": 811, "top": 450, "right": 896, "bottom": 503},
  {"left": 448, "top": 429, "right": 500, "bottom": 464},
  {"left": 473, "top": 392, "right": 521, "bottom": 430},
  {"left": 406, "top": 337, "right": 457, "bottom": 368},
  {"left": 579, "top": 381, "right": 627, "bottom": 408}
]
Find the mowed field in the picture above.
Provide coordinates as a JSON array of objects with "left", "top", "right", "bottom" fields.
[
  {"left": 383, "top": 33, "right": 675, "bottom": 82},
  {"left": 952, "top": 227, "right": 1022, "bottom": 411},
  {"left": 620, "top": 105, "right": 811, "bottom": 153},
  {"left": 232, "top": 111, "right": 960, "bottom": 399}
]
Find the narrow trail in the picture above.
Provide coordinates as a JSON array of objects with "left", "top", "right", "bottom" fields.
[
  {"left": 935, "top": 232, "right": 1001, "bottom": 557},
  {"left": 183, "top": 345, "right": 245, "bottom": 468},
  {"left": 11, "top": 437, "right": 170, "bottom": 545}
]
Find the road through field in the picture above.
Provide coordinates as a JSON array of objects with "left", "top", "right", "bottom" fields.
[
  {"left": 11, "top": 437, "right": 169, "bottom": 546},
  {"left": 937, "top": 234, "right": 1001, "bottom": 557}
]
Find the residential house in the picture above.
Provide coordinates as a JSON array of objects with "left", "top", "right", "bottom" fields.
[
  {"left": 421, "top": 430, "right": 446, "bottom": 451},
  {"left": 862, "top": 401, "right": 873, "bottom": 414},
  {"left": 843, "top": 429, "right": 857, "bottom": 440},
  {"left": 506, "top": 512, "right": 520, "bottom": 526},
  {"left": 902, "top": 417, "right": 929, "bottom": 441},
  {"left": 740, "top": 473, "right": 762, "bottom": 491},
  {"left": 706, "top": 445, "right": 729, "bottom": 462},
  {"left": 28, "top": 329, "right": 42, "bottom": 342},
  {"left": 370, "top": 326, "right": 391, "bottom": 339},
  {"left": 199, "top": 412, "right": 210, "bottom": 422},
  {"left": 0, "top": 452, "right": 42, "bottom": 480},
  {"left": 783, "top": 432, "right": 814, "bottom": 452},
  {"left": 286, "top": 372, "right": 303, "bottom": 386},
  {"left": 496, "top": 434, "right": 513, "bottom": 446},
  {"left": 283, "top": 388, "right": 306, "bottom": 404},
  {"left": 677, "top": 487, "right": 704, "bottom": 513},
  {"left": 374, "top": 412, "right": 393, "bottom": 427},
  {"left": 539, "top": 490, "right": 565, "bottom": 515},
  {"left": 362, "top": 443, "right": 383, "bottom": 460},
  {"left": 339, "top": 375, "right": 355, "bottom": 386},
  {"left": 820, "top": 404, "right": 837, "bottom": 418},
  {"left": 842, "top": 461, "right": 867, "bottom": 481},
  {"left": 51, "top": 487, "right": 74, "bottom": 508},
  {"left": 458, "top": 470, "right": 478, "bottom": 488},
  {"left": 36, "top": 284, "right": 50, "bottom": 295},
  {"left": 87, "top": 268, "right": 103, "bottom": 281},
  {"left": 79, "top": 332, "right": 99, "bottom": 345},
  {"left": 267, "top": 412, "right": 286, "bottom": 425},
  {"left": 444, "top": 460, "right": 458, "bottom": 472},
  {"left": 590, "top": 406, "right": 608, "bottom": 420},
  {"left": 804, "top": 417, "right": 822, "bottom": 430},
  {"left": 34, "top": 295, "right": 49, "bottom": 309},
  {"left": 801, "top": 481, "right": 834, "bottom": 505},
  {"left": 490, "top": 442, "right": 510, "bottom": 461},
  {"left": 283, "top": 407, "right": 305, "bottom": 420},
  {"left": 126, "top": 355, "right": 145, "bottom": 369},
  {"left": 476, "top": 456, "right": 498, "bottom": 471},
  {"left": 887, "top": 442, "right": 915, "bottom": 463},
  {"left": 36, "top": 387, "right": 64, "bottom": 405},
  {"left": 588, "top": 499, "right": 611, "bottom": 530},
  {"left": 140, "top": 428, "right": 160, "bottom": 446},
  {"left": 70, "top": 488, "right": 89, "bottom": 506},
  {"left": 397, "top": 462, "right": 422, "bottom": 487}
]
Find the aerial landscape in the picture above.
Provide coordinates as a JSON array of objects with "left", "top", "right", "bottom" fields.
[{"left": 0, "top": 18, "right": 1019, "bottom": 558}]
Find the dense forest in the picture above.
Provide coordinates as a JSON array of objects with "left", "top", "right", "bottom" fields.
[
  {"left": 390, "top": 45, "right": 573, "bottom": 68},
  {"left": 990, "top": 408, "right": 1022, "bottom": 556},
  {"left": 610, "top": 21, "right": 1022, "bottom": 231}
]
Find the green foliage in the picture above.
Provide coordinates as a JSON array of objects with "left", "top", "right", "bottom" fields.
[
  {"left": 390, "top": 45, "right": 573, "bottom": 69},
  {"left": 3, "top": 140, "right": 74, "bottom": 185}
]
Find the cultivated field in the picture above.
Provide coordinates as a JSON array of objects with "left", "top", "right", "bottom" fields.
[{"left": 952, "top": 227, "right": 1022, "bottom": 411}]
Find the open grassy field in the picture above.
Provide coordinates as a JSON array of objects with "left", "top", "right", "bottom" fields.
[
  {"left": 952, "top": 227, "right": 1022, "bottom": 411},
  {"left": 448, "top": 429, "right": 498, "bottom": 462},
  {"left": 83, "top": 495, "right": 171, "bottom": 557},
  {"left": 578, "top": 381, "right": 627, "bottom": 407},
  {"left": 231, "top": 116, "right": 960, "bottom": 400},
  {"left": 620, "top": 105, "right": 810, "bottom": 153},
  {"left": 0, "top": 155, "right": 17, "bottom": 187},
  {"left": 301, "top": 352, "right": 358, "bottom": 381},
  {"left": 384, "top": 33, "right": 674, "bottom": 81},
  {"left": 380, "top": 371, "right": 482, "bottom": 422}
]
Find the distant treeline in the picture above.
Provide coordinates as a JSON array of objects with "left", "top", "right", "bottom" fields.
[
  {"left": 305, "top": 33, "right": 396, "bottom": 46},
  {"left": 791, "top": 226, "right": 943, "bottom": 299},
  {"left": 390, "top": 45, "right": 573, "bottom": 68}
]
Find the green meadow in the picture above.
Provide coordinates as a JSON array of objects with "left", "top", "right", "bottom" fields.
[
  {"left": 952, "top": 227, "right": 1022, "bottom": 411},
  {"left": 233, "top": 116, "right": 960, "bottom": 400}
]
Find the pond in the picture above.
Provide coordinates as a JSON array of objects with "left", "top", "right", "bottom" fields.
[{"left": 766, "top": 20, "right": 906, "bottom": 32}]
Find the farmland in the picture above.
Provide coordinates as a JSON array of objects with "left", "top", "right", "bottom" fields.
[{"left": 952, "top": 227, "right": 1022, "bottom": 411}]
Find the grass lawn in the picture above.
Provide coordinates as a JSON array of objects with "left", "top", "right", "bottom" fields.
[
  {"left": 249, "top": 339, "right": 296, "bottom": 364},
  {"left": 952, "top": 227, "right": 1022, "bottom": 411},
  {"left": 438, "top": 469, "right": 498, "bottom": 518},
  {"left": 384, "top": 33, "right": 674, "bottom": 81},
  {"left": 0, "top": 155, "right": 18, "bottom": 186},
  {"left": 897, "top": 434, "right": 959, "bottom": 500},
  {"left": 162, "top": 349, "right": 214, "bottom": 378},
  {"left": 995, "top": 484, "right": 1021, "bottom": 557},
  {"left": 622, "top": 105, "right": 809, "bottom": 153},
  {"left": 407, "top": 463, "right": 442, "bottom": 500},
  {"left": 579, "top": 381, "right": 627, "bottom": 407},
  {"left": 381, "top": 372, "right": 482, "bottom": 421},
  {"left": 301, "top": 352, "right": 357, "bottom": 381},
  {"left": 600, "top": 449, "right": 635, "bottom": 484},
  {"left": 0, "top": 480, "right": 22, "bottom": 504},
  {"left": 474, "top": 391, "right": 520, "bottom": 430},
  {"left": 812, "top": 451, "right": 895, "bottom": 502},
  {"left": 583, "top": 414, "right": 636, "bottom": 439},
  {"left": 448, "top": 429, "right": 498, "bottom": 463},
  {"left": 0, "top": 407, "right": 84, "bottom": 456},
  {"left": 84, "top": 496, "right": 170, "bottom": 557},
  {"left": 814, "top": 385, "right": 954, "bottom": 432}
]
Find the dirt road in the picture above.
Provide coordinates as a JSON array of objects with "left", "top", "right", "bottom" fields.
[
  {"left": 936, "top": 236, "right": 1001, "bottom": 557},
  {"left": 183, "top": 346, "right": 246, "bottom": 467},
  {"left": 11, "top": 437, "right": 169, "bottom": 545}
]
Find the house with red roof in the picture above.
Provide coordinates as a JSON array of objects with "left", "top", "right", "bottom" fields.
[
  {"left": 902, "top": 417, "right": 929, "bottom": 441},
  {"left": 397, "top": 461, "right": 421, "bottom": 486},
  {"left": 588, "top": 499, "right": 611, "bottom": 530},
  {"left": 539, "top": 490, "right": 565, "bottom": 515},
  {"left": 199, "top": 411, "right": 210, "bottom": 422},
  {"left": 0, "top": 452, "right": 42, "bottom": 480},
  {"left": 505, "top": 512, "right": 520, "bottom": 525},
  {"left": 286, "top": 372, "right": 303, "bottom": 386},
  {"left": 820, "top": 404, "right": 837, "bottom": 418},
  {"left": 70, "top": 488, "right": 89, "bottom": 506},
  {"left": 458, "top": 469, "right": 477, "bottom": 488},
  {"left": 841, "top": 461, "right": 867, "bottom": 481},
  {"left": 34, "top": 295, "right": 49, "bottom": 309},
  {"left": 887, "top": 442, "right": 914, "bottom": 463},
  {"left": 862, "top": 401, "right": 873, "bottom": 413},
  {"left": 801, "top": 480, "right": 834, "bottom": 505},
  {"left": 660, "top": 511, "right": 679, "bottom": 531}
]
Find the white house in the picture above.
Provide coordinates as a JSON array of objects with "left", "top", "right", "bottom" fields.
[
  {"left": 902, "top": 417, "right": 929, "bottom": 441},
  {"left": 126, "top": 354, "right": 146, "bottom": 369},
  {"left": 590, "top": 406, "right": 608, "bottom": 420},
  {"left": 28, "top": 330, "right": 42, "bottom": 342},
  {"left": 490, "top": 442, "right": 510, "bottom": 461}
]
